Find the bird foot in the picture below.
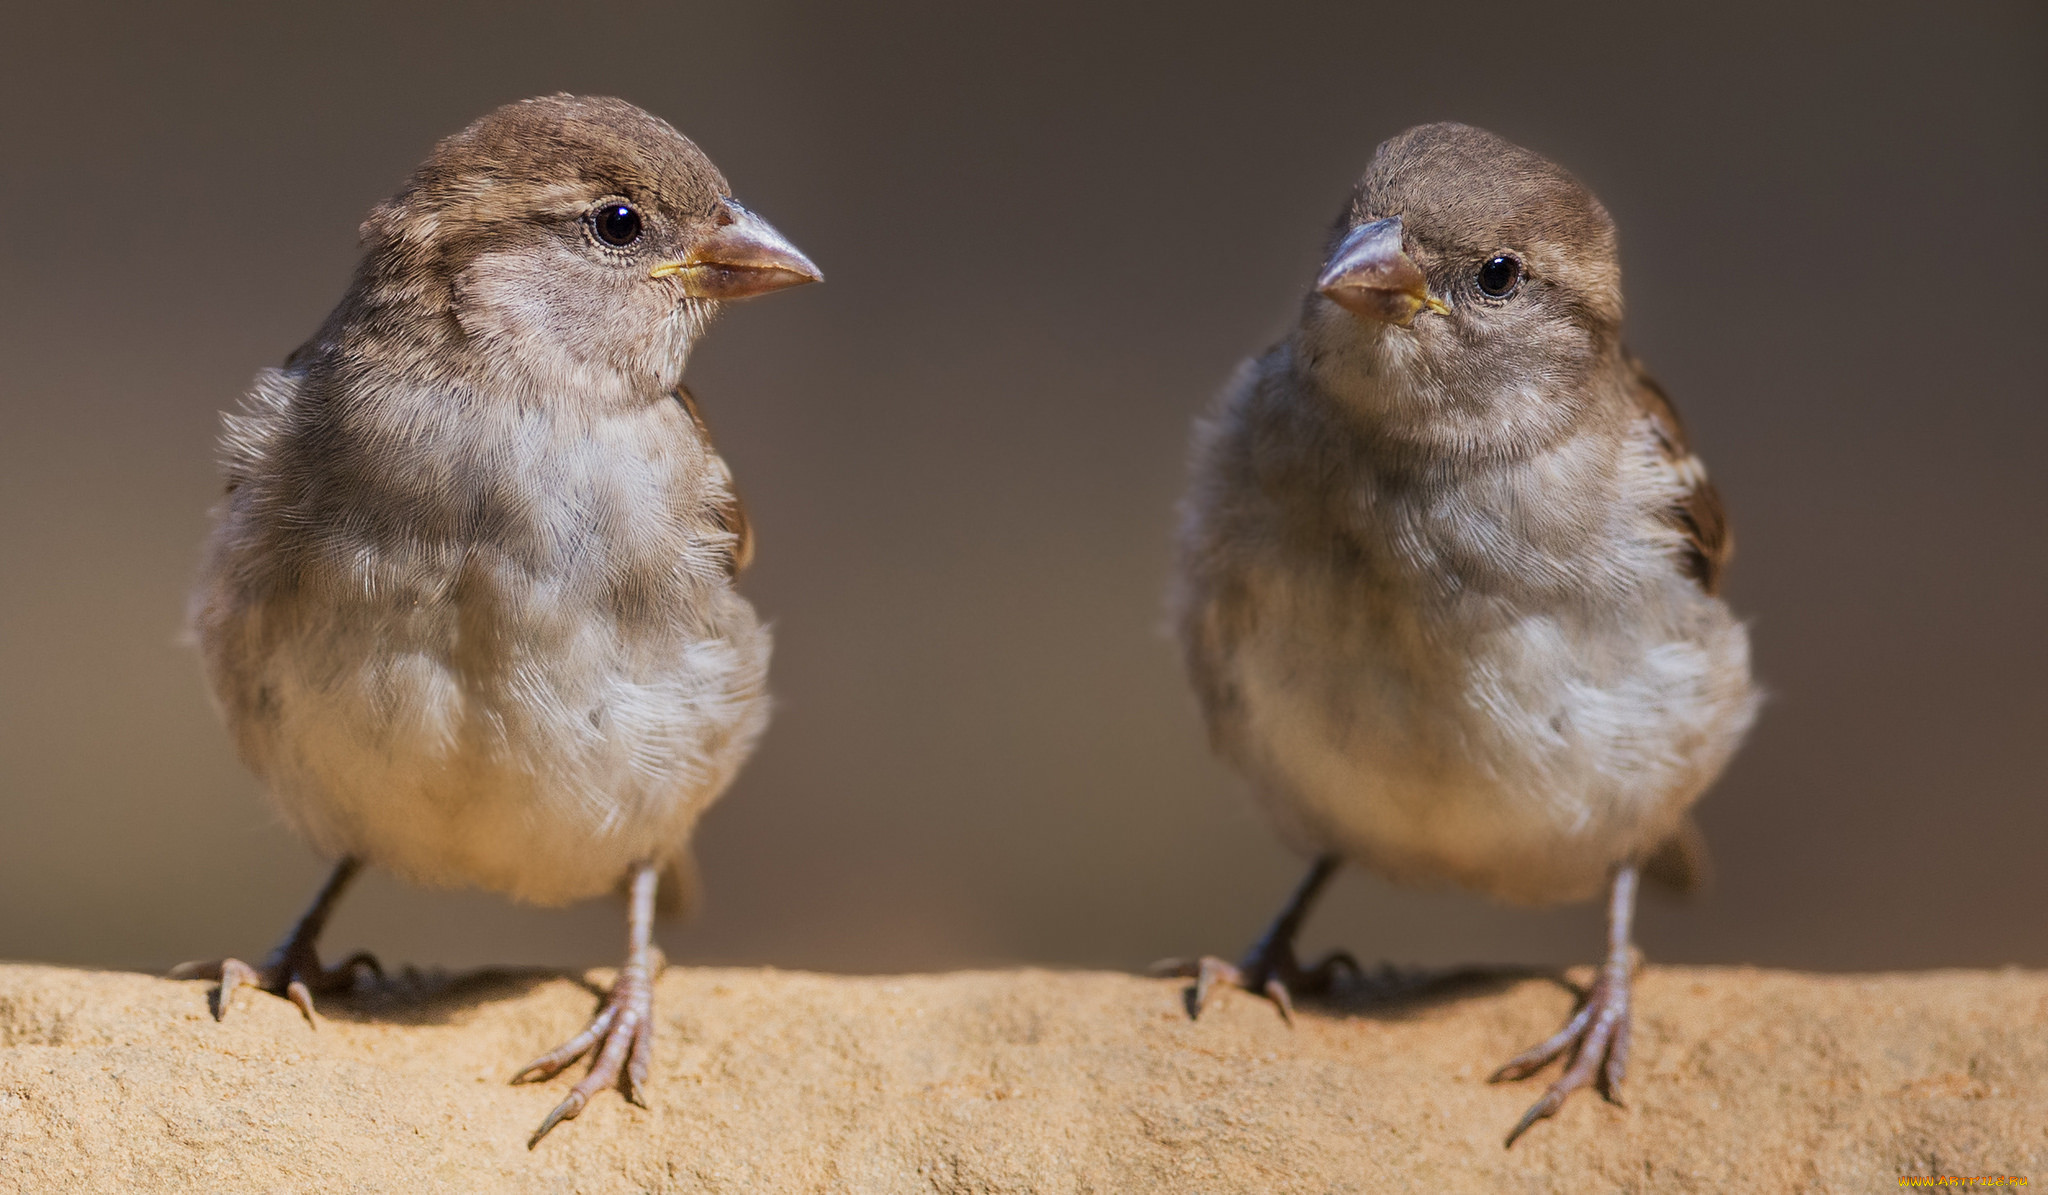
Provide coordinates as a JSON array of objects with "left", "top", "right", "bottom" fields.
[
  {"left": 169, "top": 945, "right": 381, "bottom": 1026},
  {"left": 514, "top": 945, "right": 665, "bottom": 1148},
  {"left": 1154, "top": 943, "right": 1360, "bottom": 1025},
  {"left": 1489, "top": 952, "right": 1634, "bottom": 1147}
]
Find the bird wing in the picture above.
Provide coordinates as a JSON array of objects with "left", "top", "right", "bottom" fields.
[
  {"left": 1626, "top": 356, "right": 1731, "bottom": 596},
  {"left": 1626, "top": 362, "right": 1733, "bottom": 890},
  {"left": 673, "top": 384, "right": 755, "bottom": 576}
]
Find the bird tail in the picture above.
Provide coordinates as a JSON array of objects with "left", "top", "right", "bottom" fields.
[{"left": 1642, "top": 815, "right": 1712, "bottom": 897}]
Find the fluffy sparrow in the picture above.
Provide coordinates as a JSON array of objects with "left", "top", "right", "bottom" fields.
[
  {"left": 1165, "top": 122, "right": 1757, "bottom": 1145},
  {"left": 173, "top": 94, "right": 819, "bottom": 1146}
]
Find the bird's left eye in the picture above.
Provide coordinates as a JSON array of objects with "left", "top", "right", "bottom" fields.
[
  {"left": 592, "top": 203, "right": 643, "bottom": 248},
  {"left": 1477, "top": 254, "right": 1522, "bottom": 299}
]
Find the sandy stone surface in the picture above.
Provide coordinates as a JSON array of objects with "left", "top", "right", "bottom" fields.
[{"left": 0, "top": 961, "right": 2041, "bottom": 1192}]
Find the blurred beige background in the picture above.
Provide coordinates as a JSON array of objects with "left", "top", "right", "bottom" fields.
[{"left": 0, "top": 1, "right": 2041, "bottom": 979}]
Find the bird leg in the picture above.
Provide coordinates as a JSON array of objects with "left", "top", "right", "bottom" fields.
[
  {"left": 169, "top": 855, "right": 380, "bottom": 1026},
  {"left": 1157, "top": 854, "right": 1357, "bottom": 1024},
  {"left": 514, "top": 860, "right": 664, "bottom": 1148},
  {"left": 1490, "top": 862, "right": 1640, "bottom": 1147}
]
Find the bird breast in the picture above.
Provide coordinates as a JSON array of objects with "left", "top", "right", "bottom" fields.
[
  {"left": 193, "top": 368, "right": 770, "bottom": 903},
  {"left": 1183, "top": 385, "right": 1755, "bottom": 905}
]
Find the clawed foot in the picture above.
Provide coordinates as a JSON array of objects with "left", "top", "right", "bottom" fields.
[
  {"left": 169, "top": 946, "right": 382, "bottom": 1025},
  {"left": 1489, "top": 948, "right": 1635, "bottom": 1147},
  {"left": 169, "top": 857, "right": 376, "bottom": 1026},
  {"left": 1156, "top": 854, "right": 1352, "bottom": 1024},
  {"left": 1155, "top": 943, "right": 1360, "bottom": 1024},
  {"left": 514, "top": 944, "right": 665, "bottom": 1148}
]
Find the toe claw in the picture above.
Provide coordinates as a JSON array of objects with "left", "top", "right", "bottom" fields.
[
  {"left": 624, "top": 1016, "right": 653, "bottom": 1105},
  {"left": 528, "top": 1089, "right": 587, "bottom": 1149},
  {"left": 1489, "top": 997, "right": 1596, "bottom": 1083},
  {"left": 213, "top": 958, "right": 261, "bottom": 1021},
  {"left": 513, "top": 1003, "right": 619, "bottom": 1085},
  {"left": 284, "top": 979, "right": 318, "bottom": 1026},
  {"left": 512, "top": 1052, "right": 577, "bottom": 1086},
  {"left": 1263, "top": 976, "right": 1297, "bottom": 1026},
  {"left": 1503, "top": 1088, "right": 1564, "bottom": 1148},
  {"left": 1603, "top": 1017, "right": 1631, "bottom": 1098},
  {"left": 1191, "top": 957, "right": 1241, "bottom": 1020},
  {"left": 1488, "top": 1048, "right": 1554, "bottom": 1085}
]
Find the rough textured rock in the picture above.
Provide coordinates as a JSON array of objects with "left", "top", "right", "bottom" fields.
[{"left": 0, "top": 962, "right": 2041, "bottom": 1192}]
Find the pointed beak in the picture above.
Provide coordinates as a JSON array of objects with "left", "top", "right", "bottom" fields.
[
  {"left": 649, "top": 200, "right": 822, "bottom": 300},
  {"left": 1315, "top": 216, "right": 1447, "bottom": 327}
]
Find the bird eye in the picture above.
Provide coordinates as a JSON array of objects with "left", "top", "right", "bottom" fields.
[
  {"left": 1477, "top": 254, "right": 1522, "bottom": 299},
  {"left": 591, "top": 202, "right": 643, "bottom": 248}
]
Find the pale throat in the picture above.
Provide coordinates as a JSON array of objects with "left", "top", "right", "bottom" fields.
[
  {"left": 1301, "top": 319, "right": 1590, "bottom": 460},
  {"left": 454, "top": 252, "right": 715, "bottom": 404}
]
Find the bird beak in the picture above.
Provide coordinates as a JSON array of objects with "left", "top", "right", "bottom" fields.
[
  {"left": 1316, "top": 216, "right": 1449, "bottom": 326},
  {"left": 649, "top": 200, "right": 822, "bottom": 300}
]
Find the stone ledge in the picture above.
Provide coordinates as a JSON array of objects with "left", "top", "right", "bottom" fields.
[{"left": 0, "top": 962, "right": 2041, "bottom": 1191}]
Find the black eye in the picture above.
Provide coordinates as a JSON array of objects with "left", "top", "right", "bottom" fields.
[
  {"left": 1477, "top": 254, "right": 1522, "bottom": 298},
  {"left": 592, "top": 202, "right": 642, "bottom": 248}
]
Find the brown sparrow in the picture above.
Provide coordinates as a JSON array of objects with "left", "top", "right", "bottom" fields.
[
  {"left": 173, "top": 94, "right": 819, "bottom": 1146},
  {"left": 1164, "top": 122, "right": 1757, "bottom": 1145}
]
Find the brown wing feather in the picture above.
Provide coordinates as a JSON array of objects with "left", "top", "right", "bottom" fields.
[
  {"left": 673, "top": 385, "right": 755, "bottom": 576},
  {"left": 1627, "top": 356, "right": 1731, "bottom": 595}
]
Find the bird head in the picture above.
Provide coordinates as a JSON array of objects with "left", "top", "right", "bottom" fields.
[
  {"left": 349, "top": 94, "right": 820, "bottom": 399},
  {"left": 1299, "top": 122, "right": 1624, "bottom": 457}
]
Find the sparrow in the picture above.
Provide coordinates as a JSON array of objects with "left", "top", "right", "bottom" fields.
[
  {"left": 171, "top": 94, "right": 819, "bottom": 1146},
  {"left": 1163, "top": 122, "right": 1757, "bottom": 1146}
]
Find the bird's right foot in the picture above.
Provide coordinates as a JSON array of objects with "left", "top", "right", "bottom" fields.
[
  {"left": 1153, "top": 941, "right": 1360, "bottom": 1024},
  {"left": 169, "top": 947, "right": 382, "bottom": 1025},
  {"left": 167, "top": 856, "right": 375, "bottom": 1025},
  {"left": 1153, "top": 854, "right": 1352, "bottom": 1024}
]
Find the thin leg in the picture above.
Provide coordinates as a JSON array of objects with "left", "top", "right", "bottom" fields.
[
  {"left": 1156, "top": 854, "right": 1359, "bottom": 1023},
  {"left": 1490, "top": 863, "right": 1640, "bottom": 1147},
  {"left": 515, "top": 860, "right": 664, "bottom": 1148},
  {"left": 169, "top": 856, "right": 381, "bottom": 1026}
]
